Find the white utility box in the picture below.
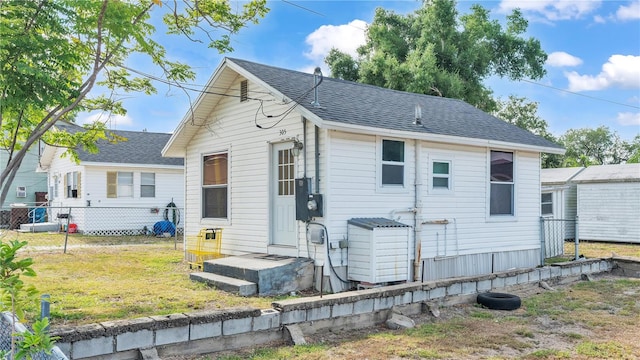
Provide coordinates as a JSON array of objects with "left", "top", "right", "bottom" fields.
[{"left": 347, "top": 217, "right": 411, "bottom": 284}]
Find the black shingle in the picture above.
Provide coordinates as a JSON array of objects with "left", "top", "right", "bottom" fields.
[{"left": 229, "top": 58, "right": 562, "bottom": 150}]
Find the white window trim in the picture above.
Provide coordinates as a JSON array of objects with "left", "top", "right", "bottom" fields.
[
  {"left": 376, "top": 136, "right": 409, "bottom": 193},
  {"left": 140, "top": 172, "right": 156, "bottom": 198},
  {"left": 429, "top": 159, "right": 453, "bottom": 194},
  {"left": 486, "top": 149, "right": 517, "bottom": 222},
  {"left": 200, "top": 148, "right": 231, "bottom": 225}
]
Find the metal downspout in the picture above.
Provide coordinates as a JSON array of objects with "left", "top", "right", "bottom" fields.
[
  {"left": 302, "top": 117, "right": 307, "bottom": 178},
  {"left": 314, "top": 125, "right": 320, "bottom": 192},
  {"left": 413, "top": 139, "right": 423, "bottom": 281}
]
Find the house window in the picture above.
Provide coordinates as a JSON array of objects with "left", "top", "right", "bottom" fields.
[
  {"left": 65, "top": 171, "right": 80, "bottom": 198},
  {"left": 432, "top": 161, "right": 451, "bottom": 189},
  {"left": 541, "top": 193, "right": 553, "bottom": 216},
  {"left": 490, "top": 151, "right": 514, "bottom": 216},
  {"left": 277, "top": 149, "right": 294, "bottom": 195},
  {"left": 16, "top": 186, "right": 26, "bottom": 198},
  {"left": 203, "top": 152, "right": 228, "bottom": 218},
  {"left": 382, "top": 139, "right": 404, "bottom": 186},
  {"left": 140, "top": 173, "right": 155, "bottom": 198},
  {"left": 240, "top": 80, "right": 248, "bottom": 102},
  {"left": 106, "top": 171, "right": 133, "bottom": 198}
]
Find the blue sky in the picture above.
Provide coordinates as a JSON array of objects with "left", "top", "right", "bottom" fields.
[{"left": 80, "top": 0, "right": 640, "bottom": 142}]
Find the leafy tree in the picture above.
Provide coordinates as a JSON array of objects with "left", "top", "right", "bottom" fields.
[
  {"left": 325, "top": 0, "right": 547, "bottom": 113},
  {"left": 560, "top": 126, "right": 620, "bottom": 166},
  {"left": 493, "top": 96, "right": 562, "bottom": 168},
  {"left": 624, "top": 135, "right": 640, "bottom": 163},
  {"left": 0, "top": 240, "right": 56, "bottom": 358},
  {"left": 0, "top": 0, "right": 268, "bottom": 207}
]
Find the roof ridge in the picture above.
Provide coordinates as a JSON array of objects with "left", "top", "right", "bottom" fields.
[{"left": 227, "top": 57, "right": 467, "bottom": 105}]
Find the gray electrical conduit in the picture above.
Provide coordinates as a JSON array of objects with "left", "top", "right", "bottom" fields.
[{"left": 306, "top": 221, "right": 350, "bottom": 284}]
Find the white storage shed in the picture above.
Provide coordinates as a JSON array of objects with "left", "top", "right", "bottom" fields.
[{"left": 572, "top": 164, "right": 640, "bottom": 243}]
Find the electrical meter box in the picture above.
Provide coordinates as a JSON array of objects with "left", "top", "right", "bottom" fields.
[{"left": 295, "top": 178, "right": 323, "bottom": 221}]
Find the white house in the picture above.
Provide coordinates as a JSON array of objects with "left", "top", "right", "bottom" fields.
[
  {"left": 37, "top": 122, "right": 184, "bottom": 235},
  {"left": 162, "top": 58, "right": 564, "bottom": 292},
  {"left": 572, "top": 164, "right": 640, "bottom": 243}
]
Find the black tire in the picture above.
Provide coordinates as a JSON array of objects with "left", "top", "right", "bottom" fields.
[{"left": 477, "top": 292, "right": 521, "bottom": 310}]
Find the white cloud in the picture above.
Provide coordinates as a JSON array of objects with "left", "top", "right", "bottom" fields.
[
  {"left": 546, "top": 51, "right": 583, "bottom": 67},
  {"left": 498, "top": 0, "right": 601, "bottom": 21},
  {"left": 617, "top": 112, "right": 640, "bottom": 126},
  {"left": 304, "top": 19, "right": 367, "bottom": 62},
  {"left": 566, "top": 55, "right": 640, "bottom": 91},
  {"left": 593, "top": 14, "right": 606, "bottom": 23},
  {"left": 79, "top": 112, "right": 134, "bottom": 128},
  {"left": 616, "top": 1, "right": 640, "bottom": 21}
]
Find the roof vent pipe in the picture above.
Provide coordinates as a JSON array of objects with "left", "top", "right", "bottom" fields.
[
  {"left": 414, "top": 104, "right": 422, "bottom": 125},
  {"left": 311, "top": 67, "right": 322, "bottom": 108}
]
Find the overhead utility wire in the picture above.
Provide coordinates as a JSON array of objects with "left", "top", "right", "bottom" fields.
[
  {"left": 282, "top": 1, "right": 325, "bottom": 17},
  {"left": 117, "top": 63, "right": 270, "bottom": 101},
  {"left": 521, "top": 80, "right": 639, "bottom": 109},
  {"left": 254, "top": 71, "right": 323, "bottom": 130}
]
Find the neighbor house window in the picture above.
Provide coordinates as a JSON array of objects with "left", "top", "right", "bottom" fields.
[
  {"left": 106, "top": 171, "right": 133, "bottom": 198},
  {"left": 432, "top": 161, "right": 451, "bottom": 190},
  {"left": 65, "top": 171, "right": 80, "bottom": 198},
  {"left": 381, "top": 139, "right": 404, "bottom": 186},
  {"left": 140, "top": 172, "right": 155, "bottom": 198},
  {"left": 203, "top": 152, "right": 228, "bottom": 218},
  {"left": 490, "top": 151, "right": 514, "bottom": 216},
  {"left": 541, "top": 193, "right": 553, "bottom": 216}
]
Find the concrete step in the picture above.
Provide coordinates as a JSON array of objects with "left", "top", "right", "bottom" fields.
[
  {"left": 190, "top": 272, "right": 257, "bottom": 296},
  {"left": 203, "top": 254, "right": 314, "bottom": 296}
]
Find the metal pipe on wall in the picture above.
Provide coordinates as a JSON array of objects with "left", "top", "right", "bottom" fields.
[{"left": 413, "top": 139, "right": 423, "bottom": 281}]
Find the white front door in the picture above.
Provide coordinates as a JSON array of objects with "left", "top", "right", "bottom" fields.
[{"left": 271, "top": 142, "right": 297, "bottom": 247}]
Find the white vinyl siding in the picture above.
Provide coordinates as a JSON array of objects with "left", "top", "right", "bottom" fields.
[
  {"left": 182, "top": 76, "right": 307, "bottom": 256},
  {"left": 577, "top": 182, "right": 640, "bottom": 243}
]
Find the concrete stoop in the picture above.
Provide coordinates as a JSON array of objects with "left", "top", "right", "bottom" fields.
[
  {"left": 195, "top": 253, "right": 314, "bottom": 296},
  {"left": 189, "top": 272, "right": 257, "bottom": 296}
]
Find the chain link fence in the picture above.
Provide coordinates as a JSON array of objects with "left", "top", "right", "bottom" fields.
[
  {"left": 0, "top": 205, "right": 184, "bottom": 251},
  {"left": 1, "top": 312, "right": 67, "bottom": 360},
  {"left": 541, "top": 217, "right": 579, "bottom": 262}
]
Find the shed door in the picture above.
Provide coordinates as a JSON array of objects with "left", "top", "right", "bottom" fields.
[{"left": 271, "top": 143, "right": 296, "bottom": 247}]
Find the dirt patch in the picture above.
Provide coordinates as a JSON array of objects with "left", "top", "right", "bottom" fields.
[{"left": 196, "top": 273, "right": 640, "bottom": 360}]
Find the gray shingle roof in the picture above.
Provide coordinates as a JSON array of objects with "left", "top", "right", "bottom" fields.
[
  {"left": 55, "top": 122, "right": 183, "bottom": 166},
  {"left": 228, "top": 58, "right": 563, "bottom": 150}
]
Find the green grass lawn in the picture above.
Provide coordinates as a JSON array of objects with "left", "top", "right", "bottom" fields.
[
  {"left": 6, "top": 230, "right": 638, "bottom": 328},
  {"left": 20, "top": 242, "right": 275, "bottom": 326}
]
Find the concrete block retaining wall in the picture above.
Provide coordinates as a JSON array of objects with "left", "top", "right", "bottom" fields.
[{"left": 51, "top": 258, "right": 623, "bottom": 359}]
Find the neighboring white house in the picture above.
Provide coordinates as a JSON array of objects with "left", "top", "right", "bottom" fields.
[
  {"left": 162, "top": 58, "right": 564, "bottom": 292},
  {"left": 37, "top": 122, "right": 185, "bottom": 235},
  {"left": 572, "top": 164, "right": 640, "bottom": 243}
]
